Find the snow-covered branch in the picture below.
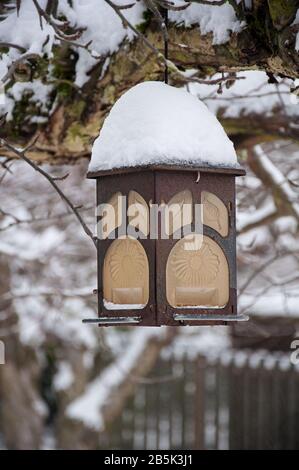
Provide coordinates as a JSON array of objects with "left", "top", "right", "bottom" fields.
[
  {"left": 0, "top": 139, "right": 97, "bottom": 247},
  {"left": 67, "top": 327, "right": 177, "bottom": 432},
  {"left": 249, "top": 145, "right": 299, "bottom": 224}
]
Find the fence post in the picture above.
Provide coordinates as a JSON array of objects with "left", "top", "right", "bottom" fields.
[{"left": 194, "top": 354, "right": 206, "bottom": 450}]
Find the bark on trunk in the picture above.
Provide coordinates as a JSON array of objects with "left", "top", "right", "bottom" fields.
[
  {"left": 1, "top": 0, "right": 298, "bottom": 163},
  {"left": 0, "top": 254, "right": 44, "bottom": 449}
]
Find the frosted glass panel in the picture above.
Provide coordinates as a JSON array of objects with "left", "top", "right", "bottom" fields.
[
  {"left": 128, "top": 190, "right": 149, "bottom": 236},
  {"left": 100, "top": 192, "right": 123, "bottom": 239},
  {"left": 166, "top": 189, "right": 193, "bottom": 235},
  {"left": 166, "top": 234, "right": 229, "bottom": 308},
  {"left": 103, "top": 237, "right": 149, "bottom": 309},
  {"left": 202, "top": 191, "right": 229, "bottom": 237}
]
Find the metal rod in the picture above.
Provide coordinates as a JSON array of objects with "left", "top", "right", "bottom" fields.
[
  {"left": 173, "top": 313, "right": 249, "bottom": 322},
  {"left": 83, "top": 316, "right": 142, "bottom": 325}
]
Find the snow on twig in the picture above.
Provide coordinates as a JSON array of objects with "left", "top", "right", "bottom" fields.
[{"left": 0, "top": 139, "right": 97, "bottom": 248}]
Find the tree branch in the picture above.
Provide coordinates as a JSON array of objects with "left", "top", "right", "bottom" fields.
[
  {"left": 0, "top": 139, "right": 97, "bottom": 248},
  {"left": 248, "top": 144, "right": 299, "bottom": 223}
]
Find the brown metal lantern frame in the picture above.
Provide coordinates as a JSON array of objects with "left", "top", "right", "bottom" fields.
[{"left": 85, "top": 163, "right": 248, "bottom": 327}]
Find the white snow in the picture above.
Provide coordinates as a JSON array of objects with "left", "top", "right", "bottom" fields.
[
  {"left": 0, "top": 80, "right": 53, "bottom": 120},
  {"left": 292, "top": 9, "right": 299, "bottom": 51},
  {"left": 255, "top": 144, "right": 299, "bottom": 220},
  {"left": 239, "top": 293, "right": 299, "bottom": 318},
  {"left": 0, "top": 1, "right": 245, "bottom": 90},
  {"left": 54, "top": 361, "right": 74, "bottom": 391},
  {"left": 0, "top": 0, "right": 56, "bottom": 83},
  {"left": 103, "top": 300, "right": 146, "bottom": 310},
  {"left": 89, "top": 81, "right": 238, "bottom": 172},
  {"left": 0, "top": 0, "right": 145, "bottom": 91},
  {"left": 237, "top": 199, "right": 276, "bottom": 233},
  {"left": 57, "top": 0, "right": 145, "bottom": 87},
  {"left": 164, "top": 326, "right": 229, "bottom": 361},
  {"left": 169, "top": 0, "right": 245, "bottom": 45},
  {"left": 188, "top": 71, "right": 297, "bottom": 118},
  {"left": 67, "top": 328, "right": 165, "bottom": 431}
]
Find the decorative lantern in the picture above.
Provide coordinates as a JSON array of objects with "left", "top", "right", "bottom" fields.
[{"left": 84, "top": 82, "right": 247, "bottom": 326}]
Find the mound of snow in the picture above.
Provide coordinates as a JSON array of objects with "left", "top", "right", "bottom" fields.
[{"left": 88, "top": 81, "right": 238, "bottom": 172}]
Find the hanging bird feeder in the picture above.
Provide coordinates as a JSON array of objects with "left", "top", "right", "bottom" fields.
[{"left": 84, "top": 81, "right": 247, "bottom": 326}]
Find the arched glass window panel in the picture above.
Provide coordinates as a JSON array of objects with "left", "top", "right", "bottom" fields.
[
  {"left": 202, "top": 191, "right": 229, "bottom": 237},
  {"left": 103, "top": 237, "right": 149, "bottom": 309},
  {"left": 128, "top": 190, "right": 149, "bottom": 236},
  {"left": 165, "top": 189, "right": 193, "bottom": 236},
  {"left": 166, "top": 234, "right": 229, "bottom": 308}
]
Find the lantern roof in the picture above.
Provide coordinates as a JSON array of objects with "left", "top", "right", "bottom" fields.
[{"left": 88, "top": 81, "right": 243, "bottom": 178}]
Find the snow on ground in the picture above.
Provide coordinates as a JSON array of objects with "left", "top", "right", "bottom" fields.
[{"left": 89, "top": 81, "right": 238, "bottom": 172}]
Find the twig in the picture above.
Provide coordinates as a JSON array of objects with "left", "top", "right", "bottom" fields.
[
  {"left": 32, "top": 0, "right": 84, "bottom": 41},
  {"left": 1, "top": 53, "right": 40, "bottom": 84},
  {"left": 105, "top": 0, "right": 245, "bottom": 87},
  {"left": 0, "top": 208, "right": 82, "bottom": 231},
  {"left": 157, "top": 0, "right": 190, "bottom": 11},
  {"left": 0, "top": 139, "right": 97, "bottom": 248},
  {"left": 0, "top": 42, "right": 26, "bottom": 52},
  {"left": 104, "top": 0, "right": 162, "bottom": 57},
  {"left": 184, "top": 0, "right": 227, "bottom": 4}
]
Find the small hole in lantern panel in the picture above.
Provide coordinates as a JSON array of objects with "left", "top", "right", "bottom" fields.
[
  {"left": 103, "top": 237, "right": 149, "bottom": 310},
  {"left": 166, "top": 234, "right": 229, "bottom": 308},
  {"left": 202, "top": 191, "right": 228, "bottom": 237}
]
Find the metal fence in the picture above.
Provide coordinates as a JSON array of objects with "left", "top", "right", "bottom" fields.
[{"left": 103, "top": 349, "right": 299, "bottom": 450}]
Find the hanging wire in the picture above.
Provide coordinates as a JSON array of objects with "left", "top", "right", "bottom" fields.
[{"left": 163, "top": 7, "right": 168, "bottom": 84}]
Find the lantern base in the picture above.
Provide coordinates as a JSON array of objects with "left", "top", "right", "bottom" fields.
[
  {"left": 173, "top": 313, "right": 249, "bottom": 322},
  {"left": 83, "top": 316, "right": 141, "bottom": 325}
]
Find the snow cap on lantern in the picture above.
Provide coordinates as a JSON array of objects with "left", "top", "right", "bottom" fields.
[
  {"left": 88, "top": 81, "right": 240, "bottom": 174},
  {"left": 85, "top": 81, "right": 246, "bottom": 328}
]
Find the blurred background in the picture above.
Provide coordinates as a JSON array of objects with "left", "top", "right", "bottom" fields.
[
  {"left": 1, "top": 136, "right": 299, "bottom": 450},
  {"left": 1, "top": 0, "right": 299, "bottom": 450}
]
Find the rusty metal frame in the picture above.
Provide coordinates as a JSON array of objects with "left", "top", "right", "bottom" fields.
[
  {"left": 84, "top": 164, "right": 246, "bottom": 327},
  {"left": 155, "top": 170, "right": 239, "bottom": 326}
]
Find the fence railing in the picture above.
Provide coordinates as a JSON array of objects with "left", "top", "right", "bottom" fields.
[{"left": 103, "top": 349, "right": 299, "bottom": 450}]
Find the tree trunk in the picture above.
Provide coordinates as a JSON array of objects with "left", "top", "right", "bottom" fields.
[
  {"left": 0, "top": 254, "right": 44, "bottom": 449},
  {"left": 1, "top": 0, "right": 299, "bottom": 163}
]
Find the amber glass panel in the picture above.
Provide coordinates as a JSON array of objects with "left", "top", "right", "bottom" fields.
[
  {"left": 166, "top": 234, "right": 229, "bottom": 308},
  {"left": 128, "top": 190, "right": 149, "bottom": 236},
  {"left": 202, "top": 191, "right": 229, "bottom": 237},
  {"left": 100, "top": 191, "right": 123, "bottom": 239},
  {"left": 103, "top": 237, "right": 149, "bottom": 309},
  {"left": 165, "top": 189, "right": 193, "bottom": 236}
]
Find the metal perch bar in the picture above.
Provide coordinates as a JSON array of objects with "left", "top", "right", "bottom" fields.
[
  {"left": 83, "top": 316, "right": 142, "bottom": 325},
  {"left": 173, "top": 313, "right": 249, "bottom": 322}
]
